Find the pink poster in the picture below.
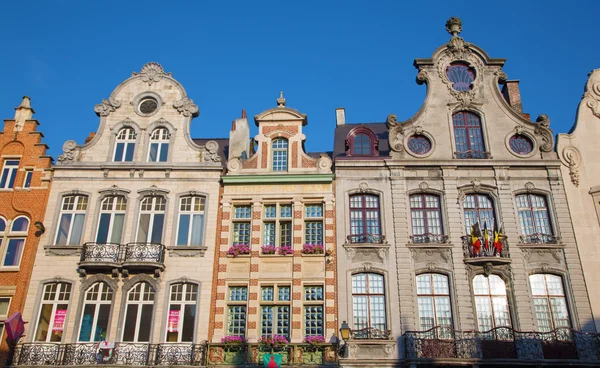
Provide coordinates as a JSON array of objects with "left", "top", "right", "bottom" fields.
[
  {"left": 52, "top": 309, "right": 67, "bottom": 331},
  {"left": 167, "top": 310, "right": 180, "bottom": 332}
]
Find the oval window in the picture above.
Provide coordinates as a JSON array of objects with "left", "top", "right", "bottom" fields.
[
  {"left": 446, "top": 62, "right": 476, "bottom": 92},
  {"left": 407, "top": 135, "right": 432, "bottom": 155},
  {"left": 509, "top": 134, "right": 534, "bottom": 155}
]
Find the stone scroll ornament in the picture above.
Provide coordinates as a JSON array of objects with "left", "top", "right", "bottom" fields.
[
  {"left": 173, "top": 97, "right": 200, "bottom": 117},
  {"left": 533, "top": 114, "right": 555, "bottom": 152},
  {"left": 386, "top": 114, "right": 404, "bottom": 152},
  {"left": 560, "top": 146, "right": 581, "bottom": 187},
  {"left": 57, "top": 140, "right": 78, "bottom": 163},
  {"left": 201, "top": 140, "right": 221, "bottom": 163},
  {"left": 94, "top": 97, "right": 121, "bottom": 117},
  {"left": 582, "top": 68, "right": 600, "bottom": 119},
  {"left": 132, "top": 62, "right": 170, "bottom": 86}
]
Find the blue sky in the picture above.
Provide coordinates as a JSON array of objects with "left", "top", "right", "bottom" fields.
[{"left": 1, "top": 1, "right": 598, "bottom": 157}]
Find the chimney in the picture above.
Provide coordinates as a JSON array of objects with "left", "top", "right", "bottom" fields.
[
  {"left": 85, "top": 132, "right": 96, "bottom": 144},
  {"left": 501, "top": 80, "right": 523, "bottom": 114},
  {"left": 14, "top": 96, "right": 35, "bottom": 131},
  {"left": 336, "top": 108, "right": 346, "bottom": 126}
]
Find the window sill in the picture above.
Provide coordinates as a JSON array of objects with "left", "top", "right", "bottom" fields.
[
  {"left": 43, "top": 245, "right": 82, "bottom": 257},
  {"left": 259, "top": 253, "right": 293, "bottom": 258},
  {"left": 0, "top": 267, "right": 20, "bottom": 272},
  {"left": 167, "top": 246, "right": 207, "bottom": 257},
  {"left": 301, "top": 253, "right": 325, "bottom": 257},
  {"left": 226, "top": 254, "right": 251, "bottom": 259},
  {"left": 0, "top": 188, "right": 14, "bottom": 192}
]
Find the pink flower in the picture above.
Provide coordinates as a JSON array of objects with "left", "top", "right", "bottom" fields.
[
  {"left": 221, "top": 335, "right": 247, "bottom": 344},
  {"left": 279, "top": 245, "right": 294, "bottom": 255},
  {"left": 228, "top": 244, "right": 251, "bottom": 257},
  {"left": 302, "top": 243, "right": 324, "bottom": 254},
  {"left": 261, "top": 245, "right": 277, "bottom": 255},
  {"left": 304, "top": 335, "right": 326, "bottom": 345}
]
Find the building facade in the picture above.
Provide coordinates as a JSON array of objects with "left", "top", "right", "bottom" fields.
[
  {"left": 557, "top": 68, "right": 600, "bottom": 332},
  {"left": 17, "top": 63, "right": 225, "bottom": 365},
  {"left": 0, "top": 97, "right": 52, "bottom": 364},
  {"left": 335, "top": 18, "right": 597, "bottom": 367},
  {"left": 205, "top": 95, "right": 338, "bottom": 365}
]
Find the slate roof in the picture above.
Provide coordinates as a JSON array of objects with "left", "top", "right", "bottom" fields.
[
  {"left": 192, "top": 138, "right": 229, "bottom": 168},
  {"left": 332, "top": 122, "right": 389, "bottom": 159}
]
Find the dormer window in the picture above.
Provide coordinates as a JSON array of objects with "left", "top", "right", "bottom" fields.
[
  {"left": 272, "top": 138, "right": 288, "bottom": 171},
  {"left": 113, "top": 127, "right": 136, "bottom": 162},
  {"left": 148, "top": 127, "right": 170, "bottom": 162},
  {"left": 346, "top": 127, "right": 378, "bottom": 156}
]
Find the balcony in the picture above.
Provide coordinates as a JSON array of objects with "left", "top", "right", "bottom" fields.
[
  {"left": 404, "top": 326, "right": 600, "bottom": 364},
  {"left": 519, "top": 233, "right": 561, "bottom": 245},
  {"left": 454, "top": 150, "right": 491, "bottom": 159},
  {"left": 346, "top": 233, "right": 386, "bottom": 245},
  {"left": 77, "top": 242, "right": 165, "bottom": 277},
  {"left": 14, "top": 342, "right": 338, "bottom": 366},
  {"left": 461, "top": 235, "right": 510, "bottom": 265},
  {"left": 410, "top": 233, "right": 449, "bottom": 245},
  {"left": 351, "top": 327, "right": 392, "bottom": 340}
]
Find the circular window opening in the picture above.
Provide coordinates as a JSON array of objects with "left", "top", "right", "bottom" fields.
[
  {"left": 509, "top": 134, "right": 534, "bottom": 155},
  {"left": 446, "top": 62, "right": 476, "bottom": 92},
  {"left": 407, "top": 135, "right": 432, "bottom": 155},
  {"left": 138, "top": 97, "right": 158, "bottom": 115}
]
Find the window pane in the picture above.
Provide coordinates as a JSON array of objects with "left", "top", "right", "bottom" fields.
[
  {"left": 159, "top": 144, "right": 169, "bottom": 162},
  {"left": 149, "top": 143, "right": 158, "bottom": 162},
  {"left": 70, "top": 214, "right": 85, "bottom": 245},
  {"left": 111, "top": 214, "right": 124, "bottom": 243},
  {"left": 182, "top": 304, "right": 195, "bottom": 342},
  {"left": 4, "top": 239, "right": 24, "bottom": 266},
  {"left": 137, "top": 214, "right": 150, "bottom": 242},
  {"left": 56, "top": 214, "right": 72, "bottom": 245},
  {"left": 177, "top": 215, "right": 190, "bottom": 246},
  {"left": 124, "top": 143, "right": 135, "bottom": 161},
  {"left": 78, "top": 304, "right": 96, "bottom": 342},
  {"left": 137, "top": 304, "right": 153, "bottom": 342},
  {"left": 123, "top": 305, "right": 138, "bottom": 341},
  {"left": 35, "top": 304, "right": 53, "bottom": 341},
  {"left": 190, "top": 214, "right": 203, "bottom": 245},
  {"left": 96, "top": 213, "right": 111, "bottom": 244},
  {"left": 151, "top": 214, "right": 164, "bottom": 243}
]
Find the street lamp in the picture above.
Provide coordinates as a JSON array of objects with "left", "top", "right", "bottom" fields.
[{"left": 338, "top": 321, "right": 351, "bottom": 357}]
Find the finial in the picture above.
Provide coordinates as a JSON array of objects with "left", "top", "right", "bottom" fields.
[
  {"left": 446, "top": 17, "right": 462, "bottom": 37},
  {"left": 14, "top": 96, "right": 35, "bottom": 130},
  {"left": 241, "top": 109, "right": 247, "bottom": 118},
  {"left": 277, "top": 91, "right": 286, "bottom": 107}
]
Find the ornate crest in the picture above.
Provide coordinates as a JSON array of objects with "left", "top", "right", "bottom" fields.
[
  {"left": 583, "top": 68, "right": 600, "bottom": 119},
  {"left": 201, "top": 140, "right": 221, "bottom": 163},
  {"left": 173, "top": 97, "right": 200, "bottom": 117},
  {"left": 560, "top": 146, "right": 581, "bottom": 187},
  {"left": 57, "top": 140, "right": 78, "bottom": 163},
  {"left": 387, "top": 114, "right": 404, "bottom": 152},
  {"left": 534, "top": 114, "right": 554, "bottom": 152},
  {"left": 94, "top": 97, "right": 121, "bottom": 117},
  {"left": 133, "top": 62, "right": 169, "bottom": 86}
]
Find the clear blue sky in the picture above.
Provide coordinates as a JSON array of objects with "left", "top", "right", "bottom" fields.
[{"left": 1, "top": 1, "right": 598, "bottom": 158}]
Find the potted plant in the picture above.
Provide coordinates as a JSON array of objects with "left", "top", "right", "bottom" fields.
[
  {"left": 261, "top": 245, "right": 277, "bottom": 255},
  {"left": 258, "top": 335, "right": 289, "bottom": 366},
  {"left": 227, "top": 244, "right": 251, "bottom": 257},
  {"left": 302, "top": 243, "right": 324, "bottom": 255},
  {"left": 220, "top": 336, "right": 246, "bottom": 364},
  {"left": 302, "top": 335, "right": 325, "bottom": 363},
  {"left": 278, "top": 245, "right": 294, "bottom": 255}
]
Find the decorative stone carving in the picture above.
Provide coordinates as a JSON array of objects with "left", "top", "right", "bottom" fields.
[
  {"left": 582, "top": 69, "right": 600, "bottom": 119},
  {"left": 384, "top": 344, "right": 395, "bottom": 357},
  {"left": 173, "top": 97, "right": 200, "bottom": 117},
  {"left": 57, "top": 140, "right": 78, "bottom": 163},
  {"left": 100, "top": 185, "right": 130, "bottom": 197},
  {"left": 201, "top": 140, "right": 221, "bottom": 163},
  {"left": 362, "top": 262, "right": 372, "bottom": 272},
  {"left": 540, "top": 262, "right": 550, "bottom": 273},
  {"left": 346, "top": 247, "right": 356, "bottom": 260},
  {"left": 416, "top": 68, "right": 429, "bottom": 85},
  {"left": 377, "top": 248, "right": 387, "bottom": 261},
  {"left": 534, "top": 114, "right": 554, "bottom": 152},
  {"left": 227, "top": 157, "right": 242, "bottom": 172},
  {"left": 524, "top": 182, "right": 535, "bottom": 192},
  {"left": 387, "top": 114, "right": 404, "bottom": 152},
  {"left": 560, "top": 146, "right": 581, "bottom": 187},
  {"left": 94, "top": 97, "right": 121, "bottom": 117},
  {"left": 169, "top": 246, "right": 207, "bottom": 257},
  {"left": 419, "top": 182, "right": 429, "bottom": 192},
  {"left": 359, "top": 182, "right": 369, "bottom": 193},
  {"left": 317, "top": 154, "right": 332, "bottom": 171},
  {"left": 348, "top": 344, "right": 358, "bottom": 359},
  {"left": 426, "top": 262, "right": 437, "bottom": 272},
  {"left": 132, "top": 62, "right": 169, "bottom": 86},
  {"left": 445, "top": 17, "right": 462, "bottom": 36},
  {"left": 494, "top": 69, "right": 508, "bottom": 83},
  {"left": 471, "top": 178, "right": 481, "bottom": 192}
]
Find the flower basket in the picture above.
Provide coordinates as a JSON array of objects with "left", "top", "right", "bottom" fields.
[
  {"left": 258, "top": 335, "right": 288, "bottom": 353},
  {"left": 261, "top": 245, "right": 277, "bottom": 255},
  {"left": 228, "top": 244, "right": 251, "bottom": 257},
  {"left": 302, "top": 243, "right": 324, "bottom": 255},
  {"left": 278, "top": 245, "right": 294, "bottom": 255},
  {"left": 303, "top": 335, "right": 326, "bottom": 353}
]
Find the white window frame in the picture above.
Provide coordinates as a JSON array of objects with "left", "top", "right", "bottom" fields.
[
  {"left": 77, "top": 282, "right": 113, "bottom": 342},
  {"left": 122, "top": 282, "right": 155, "bottom": 342},
  {"left": 304, "top": 285, "right": 324, "bottom": 337},
  {"left": 232, "top": 205, "right": 251, "bottom": 246},
  {"left": 351, "top": 273, "right": 387, "bottom": 332},
  {"left": 96, "top": 196, "right": 127, "bottom": 244},
  {"left": 473, "top": 274, "right": 511, "bottom": 332},
  {"left": 416, "top": 273, "right": 453, "bottom": 338},
  {"left": 136, "top": 196, "right": 166, "bottom": 243},
  {"left": 227, "top": 286, "right": 248, "bottom": 337},
  {"left": 176, "top": 196, "right": 206, "bottom": 246},
  {"left": 0, "top": 296, "right": 12, "bottom": 341},
  {"left": 113, "top": 127, "right": 136, "bottom": 162},
  {"left": 55, "top": 195, "right": 88, "bottom": 246},
  {"left": 304, "top": 204, "right": 324, "bottom": 245},
  {"left": 23, "top": 170, "right": 33, "bottom": 188},
  {"left": 147, "top": 127, "right": 170, "bottom": 163},
  {"left": 271, "top": 138, "right": 288, "bottom": 171},
  {"left": 166, "top": 283, "right": 198, "bottom": 342},
  {"left": 529, "top": 274, "right": 571, "bottom": 332},
  {"left": 34, "top": 282, "right": 72, "bottom": 342},
  {"left": 260, "top": 285, "right": 291, "bottom": 338},
  {"left": 0, "top": 159, "right": 20, "bottom": 189},
  {"left": 1, "top": 216, "right": 29, "bottom": 268},
  {"left": 262, "top": 203, "right": 293, "bottom": 247}
]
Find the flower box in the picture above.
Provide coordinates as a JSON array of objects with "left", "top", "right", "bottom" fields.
[
  {"left": 302, "top": 243, "right": 324, "bottom": 255},
  {"left": 228, "top": 244, "right": 251, "bottom": 257}
]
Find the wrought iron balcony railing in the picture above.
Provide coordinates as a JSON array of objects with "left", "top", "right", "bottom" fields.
[
  {"left": 519, "top": 233, "right": 561, "bottom": 245},
  {"left": 410, "top": 233, "right": 449, "bottom": 245},
  {"left": 351, "top": 327, "right": 392, "bottom": 340},
  {"left": 461, "top": 235, "right": 510, "bottom": 260},
  {"left": 404, "top": 326, "right": 600, "bottom": 361},
  {"left": 14, "top": 342, "right": 336, "bottom": 366},
  {"left": 80, "top": 242, "right": 121, "bottom": 264},
  {"left": 78, "top": 242, "right": 166, "bottom": 277},
  {"left": 454, "top": 150, "right": 491, "bottom": 159},
  {"left": 123, "top": 243, "right": 166, "bottom": 264},
  {"left": 346, "top": 233, "right": 386, "bottom": 244}
]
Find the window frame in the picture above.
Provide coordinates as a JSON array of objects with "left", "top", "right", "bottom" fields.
[
  {"left": 77, "top": 282, "right": 113, "bottom": 342},
  {"left": 1, "top": 216, "right": 29, "bottom": 268},
  {"left": 271, "top": 138, "right": 289, "bottom": 172},
  {"left": 176, "top": 196, "right": 206, "bottom": 247},
  {"left": 303, "top": 285, "right": 324, "bottom": 337},
  {"left": 260, "top": 284, "right": 291, "bottom": 339},
  {"left": 113, "top": 127, "right": 137, "bottom": 162},
  {"left": 121, "top": 281, "right": 156, "bottom": 342},
  {"left": 95, "top": 195, "right": 127, "bottom": 244},
  {"left": 0, "top": 296, "right": 11, "bottom": 342},
  {"left": 227, "top": 285, "right": 248, "bottom": 337},
  {"left": 416, "top": 273, "right": 454, "bottom": 338},
  {"left": 135, "top": 196, "right": 167, "bottom": 244},
  {"left": 165, "top": 282, "right": 199, "bottom": 343},
  {"left": 348, "top": 194, "right": 382, "bottom": 243},
  {"left": 463, "top": 193, "right": 497, "bottom": 235},
  {"left": 147, "top": 127, "right": 171, "bottom": 163},
  {"left": 345, "top": 127, "right": 379, "bottom": 157},
  {"left": 472, "top": 274, "right": 512, "bottom": 332},
  {"left": 409, "top": 193, "right": 444, "bottom": 242},
  {"left": 34, "top": 282, "right": 72, "bottom": 342},
  {"left": 262, "top": 203, "right": 293, "bottom": 247},
  {"left": 232, "top": 205, "right": 252, "bottom": 246},
  {"left": 23, "top": 169, "right": 33, "bottom": 188},
  {"left": 452, "top": 111, "right": 487, "bottom": 159},
  {"left": 304, "top": 204, "right": 324, "bottom": 245},
  {"left": 55, "top": 195, "right": 88, "bottom": 246},
  {"left": 516, "top": 193, "right": 555, "bottom": 243},
  {"left": 529, "top": 273, "right": 571, "bottom": 332},
  {"left": 0, "top": 159, "right": 20, "bottom": 189},
  {"left": 351, "top": 273, "right": 387, "bottom": 334}
]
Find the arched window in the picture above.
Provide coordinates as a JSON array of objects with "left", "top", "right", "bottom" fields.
[
  {"left": 113, "top": 127, "right": 136, "bottom": 162},
  {"left": 352, "top": 273, "right": 386, "bottom": 334},
  {"left": 177, "top": 196, "right": 205, "bottom": 246},
  {"left": 349, "top": 194, "right": 382, "bottom": 243},
  {"left": 272, "top": 138, "right": 288, "bottom": 171},
  {"left": 148, "top": 127, "right": 170, "bottom": 163},
  {"left": 353, "top": 134, "right": 371, "bottom": 155},
  {"left": 416, "top": 273, "right": 452, "bottom": 335},
  {"left": 346, "top": 127, "right": 378, "bottom": 156},
  {"left": 123, "top": 282, "right": 155, "bottom": 342},
  {"left": 166, "top": 283, "right": 198, "bottom": 342},
  {"left": 35, "top": 282, "right": 72, "bottom": 342},
  {"left": 463, "top": 194, "right": 496, "bottom": 234},
  {"left": 56, "top": 195, "right": 88, "bottom": 246},
  {"left": 529, "top": 274, "right": 570, "bottom": 331},
  {"left": 410, "top": 194, "right": 444, "bottom": 243},
  {"left": 473, "top": 275, "right": 511, "bottom": 331},
  {"left": 78, "top": 282, "right": 113, "bottom": 342},
  {"left": 2, "top": 216, "right": 29, "bottom": 267},
  {"left": 136, "top": 197, "right": 166, "bottom": 243},
  {"left": 516, "top": 194, "right": 554, "bottom": 244},
  {"left": 453, "top": 112, "right": 486, "bottom": 159},
  {"left": 96, "top": 196, "right": 126, "bottom": 244}
]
